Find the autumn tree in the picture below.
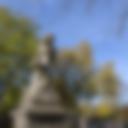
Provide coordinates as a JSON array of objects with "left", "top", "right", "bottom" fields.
[
  {"left": 57, "top": 42, "right": 95, "bottom": 101},
  {"left": 57, "top": 42, "right": 119, "bottom": 117},
  {"left": 97, "top": 63, "right": 119, "bottom": 98}
]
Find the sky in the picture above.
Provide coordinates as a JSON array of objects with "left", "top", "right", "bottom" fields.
[{"left": 0, "top": 0, "right": 128, "bottom": 104}]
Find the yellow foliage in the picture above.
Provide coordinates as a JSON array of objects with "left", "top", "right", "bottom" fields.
[{"left": 95, "top": 103, "right": 114, "bottom": 117}]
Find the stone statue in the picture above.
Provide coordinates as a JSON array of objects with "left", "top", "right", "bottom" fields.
[{"left": 13, "top": 35, "right": 75, "bottom": 128}]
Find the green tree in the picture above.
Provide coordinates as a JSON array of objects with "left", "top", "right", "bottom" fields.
[{"left": 0, "top": 8, "right": 37, "bottom": 113}]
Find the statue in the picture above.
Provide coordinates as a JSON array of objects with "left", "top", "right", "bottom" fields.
[{"left": 13, "top": 35, "right": 75, "bottom": 128}]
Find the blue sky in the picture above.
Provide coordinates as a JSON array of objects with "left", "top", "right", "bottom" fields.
[{"left": 0, "top": 0, "right": 128, "bottom": 104}]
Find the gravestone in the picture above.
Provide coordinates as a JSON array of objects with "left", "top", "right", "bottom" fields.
[{"left": 13, "top": 36, "right": 75, "bottom": 128}]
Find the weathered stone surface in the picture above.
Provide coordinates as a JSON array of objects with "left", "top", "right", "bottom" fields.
[{"left": 13, "top": 36, "right": 75, "bottom": 128}]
